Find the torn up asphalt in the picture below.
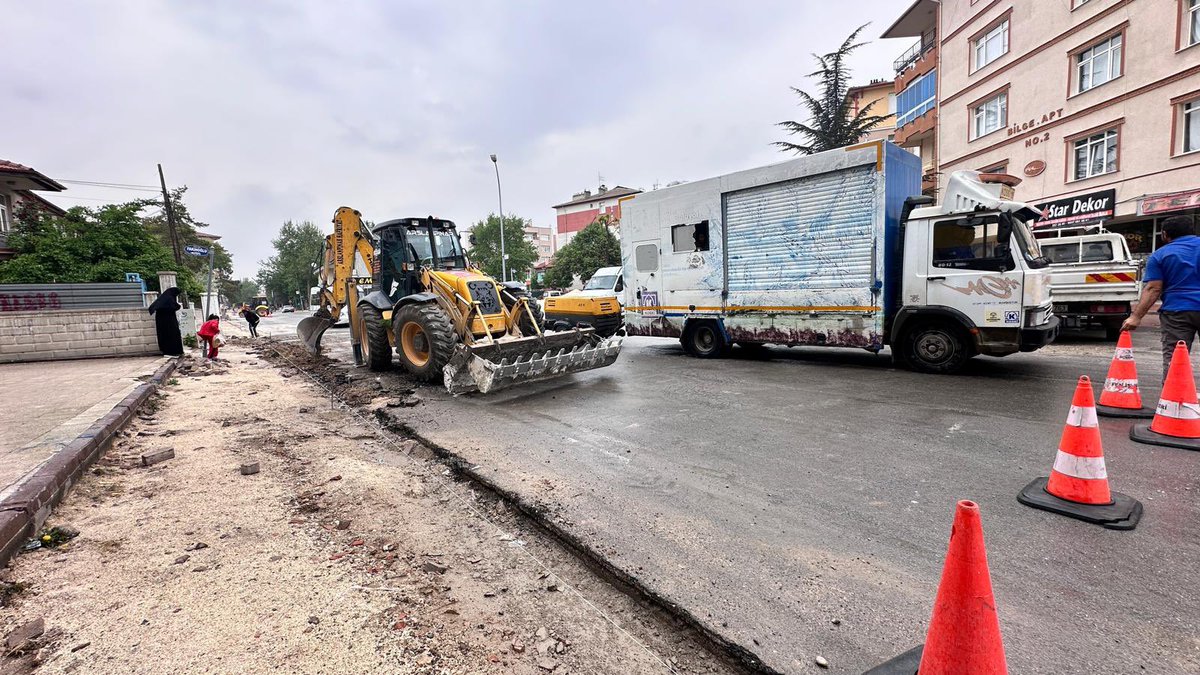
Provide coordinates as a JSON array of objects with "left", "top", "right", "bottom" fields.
[{"left": 263, "top": 335, "right": 1200, "bottom": 674}]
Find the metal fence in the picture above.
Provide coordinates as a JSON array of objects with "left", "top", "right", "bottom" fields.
[{"left": 0, "top": 283, "right": 146, "bottom": 312}]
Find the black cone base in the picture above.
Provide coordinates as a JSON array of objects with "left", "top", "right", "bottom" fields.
[
  {"left": 1017, "top": 477, "right": 1142, "bottom": 530},
  {"left": 1096, "top": 404, "right": 1153, "bottom": 419},
  {"left": 863, "top": 645, "right": 922, "bottom": 674},
  {"left": 1129, "top": 424, "right": 1200, "bottom": 451}
]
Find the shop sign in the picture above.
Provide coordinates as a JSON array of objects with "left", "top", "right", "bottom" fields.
[
  {"left": 1023, "top": 160, "right": 1046, "bottom": 177},
  {"left": 1140, "top": 189, "right": 1200, "bottom": 216},
  {"left": 1033, "top": 189, "right": 1115, "bottom": 229}
]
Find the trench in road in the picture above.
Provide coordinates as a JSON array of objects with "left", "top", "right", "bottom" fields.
[{"left": 263, "top": 312, "right": 1200, "bottom": 674}]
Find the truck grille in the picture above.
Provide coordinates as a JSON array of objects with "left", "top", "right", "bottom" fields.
[{"left": 467, "top": 281, "right": 502, "bottom": 314}]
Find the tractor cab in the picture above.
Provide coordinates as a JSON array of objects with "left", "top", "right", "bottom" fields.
[{"left": 374, "top": 217, "right": 467, "bottom": 302}]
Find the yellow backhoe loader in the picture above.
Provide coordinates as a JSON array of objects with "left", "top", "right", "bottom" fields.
[{"left": 298, "top": 208, "right": 622, "bottom": 394}]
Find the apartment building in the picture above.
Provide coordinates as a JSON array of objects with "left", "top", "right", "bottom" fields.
[
  {"left": 523, "top": 223, "right": 553, "bottom": 266},
  {"left": 551, "top": 184, "right": 640, "bottom": 249},
  {"left": 846, "top": 78, "right": 898, "bottom": 142},
  {"left": 888, "top": 0, "right": 1200, "bottom": 255}
]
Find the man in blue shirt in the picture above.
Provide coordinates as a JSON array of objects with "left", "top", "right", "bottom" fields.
[{"left": 1122, "top": 216, "right": 1200, "bottom": 377}]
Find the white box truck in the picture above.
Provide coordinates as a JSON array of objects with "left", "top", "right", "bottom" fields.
[{"left": 619, "top": 141, "right": 1058, "bottom": 373}]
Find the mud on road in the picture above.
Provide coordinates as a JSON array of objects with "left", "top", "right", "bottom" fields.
[{"left": 0, "top": 344, "right": 745, "bottom": 675}]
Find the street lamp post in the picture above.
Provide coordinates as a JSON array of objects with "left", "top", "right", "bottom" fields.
[{"left": 490, "top": 154, "right": 508, "bottom": 281}]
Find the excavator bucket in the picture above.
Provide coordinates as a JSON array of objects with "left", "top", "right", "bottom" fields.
[
  {"left": 443, "top": 328, "right": 623, "bottom": 395},
  {"left": 297, "top": 309, "right": 335, "bottom": 353}
]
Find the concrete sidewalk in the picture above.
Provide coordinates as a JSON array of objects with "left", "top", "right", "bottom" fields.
[{"left": 0, "top": 356, "right": 169, "bottom": 499}]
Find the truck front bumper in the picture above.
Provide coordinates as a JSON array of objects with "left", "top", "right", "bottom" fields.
[{"left": 1019, "top": 316, "right": 1060, "bottom": 352}]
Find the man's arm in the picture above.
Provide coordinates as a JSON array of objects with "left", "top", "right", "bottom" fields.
[{"left": 1121, "top": 280, "right": 1163, "bottom": 332}]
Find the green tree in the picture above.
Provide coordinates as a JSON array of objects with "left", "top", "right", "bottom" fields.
[
  {"left": 257, "top": 221, "right": 325, "bottom": 305},
  {"left": 774, "top": 25, "right": 887, "bottom": 155},
  {"left": 467, "top": 214, "right": 538, "bottom": 282},
  {"left": 0, "top": 202, "right": 202, "bottom": 297},
  {"left": 543, "top": 217, "right": 621, "bottom": 289},
  {"left": 222, "top": 277, "right": 261, "bottom": 307}
]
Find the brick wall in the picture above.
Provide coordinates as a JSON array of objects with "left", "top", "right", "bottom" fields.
[{"left": 0, "top": 308, "right": 160, "bottom": 363}]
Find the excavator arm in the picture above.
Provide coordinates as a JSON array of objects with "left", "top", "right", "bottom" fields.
[{"left": 297, "top": 207, "right": 376, "bottom": 355}]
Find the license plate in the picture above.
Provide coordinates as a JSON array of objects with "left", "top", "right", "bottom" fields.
[{"left": 1054, "top": 304, "right": 1068, "bottom": 313}]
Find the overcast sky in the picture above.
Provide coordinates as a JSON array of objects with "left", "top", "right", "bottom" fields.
[{"left": 6, "top": 1, "right": 912, "bottom": 278}]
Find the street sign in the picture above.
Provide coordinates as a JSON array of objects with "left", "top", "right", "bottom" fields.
[{"left": 185, "top": 244, "right": 210, "bottom": 257}]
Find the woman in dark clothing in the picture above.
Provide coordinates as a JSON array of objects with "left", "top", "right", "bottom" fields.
[
  {"left": 241, "top": 304, "right": 260, "bottom": 338},
  {"left": 147, "top": 287, "right": 184, "bottom": 356}
]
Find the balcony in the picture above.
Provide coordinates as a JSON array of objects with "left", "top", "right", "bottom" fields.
[{"left": 894, "top": 35, "right": 935, "bottom": 73}]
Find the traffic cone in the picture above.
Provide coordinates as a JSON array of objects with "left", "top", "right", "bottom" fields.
[
  {"left": 1130, "top": 341, "right": 1200, "bottom": 451},
  {"left": 1018, "top": 376, "right": 1142, "bottom": 530},
  {"left": 864, "top": 501, "right": 1008, "bottom": 675},
  {"left": 1097, "top": 331, "right": 1152, "bottom": 418}
]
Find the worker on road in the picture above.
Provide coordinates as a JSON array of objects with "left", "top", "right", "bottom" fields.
[
  {"left": 198, "top": 314, "right": 221, "bottom": 362},
  {"left": 1121, "top": 216, "right": 1200, "bottom": 377},
  {"left": 241, "top": 303, "right": 260, "bottom": 338}
]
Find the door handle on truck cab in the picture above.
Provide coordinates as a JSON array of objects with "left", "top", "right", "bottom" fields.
[{"left": 928, "top": 276, "right": 946, "bottom": 281}]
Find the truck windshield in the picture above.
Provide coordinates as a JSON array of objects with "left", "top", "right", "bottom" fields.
[
  {"left": 583, "top": 274, "right": 619, "bottom": 291},
  {"left": 1008, "top": 213, "right": 1048, "bottom": 268}
]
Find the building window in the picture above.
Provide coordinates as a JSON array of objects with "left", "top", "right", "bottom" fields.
[
  {"left": 1072, "top": 129, "right": 1119, "bottom": 180},
  {"left": 973, "top": 20, "right": 1009, "bottom": 71},
  {"left": 978, "top": 162, "right": 1008, "bottom": 174},
  {"left": 1183, "top": 99, "right": 1200, "bottom": 154},
  {"left": 1189, "top": 0, "right": 1200, "bottom": 47},
  {"left": 972, "top": 92, "right": 1007, "bottom": 140},
  {"left": 1077, "top": 34, "right": 1122, "bottom": 93},
  {"left": 0, "top": 195, "right": 9, "bottom": 233},
  {"left": 1074, "top": 0, "right": 1092, "bottom": 7},
  {"left": 896, "top": 69, "right": 937, "bottom": 127}
]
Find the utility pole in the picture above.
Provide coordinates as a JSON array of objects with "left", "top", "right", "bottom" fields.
[
  {"left": 158, "top": 164, "right": 182, "bottom": 264},
  {"left": 490, "top": 154, "right": 508, "bottom": 281}
]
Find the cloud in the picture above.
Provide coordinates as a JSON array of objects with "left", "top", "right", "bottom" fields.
[{"left": 2, "top": 1, "right": 910, "bottom": 278}]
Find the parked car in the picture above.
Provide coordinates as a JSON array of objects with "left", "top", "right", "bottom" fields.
[{"left": 281, "top": 305, "right": 296, "bottom": 313}]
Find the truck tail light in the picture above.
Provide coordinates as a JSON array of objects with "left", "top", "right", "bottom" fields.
[{"left": 1089, "top": 304, "right": 1127, "bottom": 314}]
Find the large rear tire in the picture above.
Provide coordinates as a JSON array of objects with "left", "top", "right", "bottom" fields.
[
  {"left": 900, "top": 321, "right": 971, "bottom": 374},
  {"left": 358, "top": 305, "right": 392, "bottom": 371},
  {"left": 681, "top": 320, "right": 729, "bottom": 358},
  {"left": 394, "top": 303, "right": 457, "bottom": 382}
]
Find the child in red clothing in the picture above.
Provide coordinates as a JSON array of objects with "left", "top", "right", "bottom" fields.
[{"left": 197, "top": 314, "right": 221, "bottom": 360}]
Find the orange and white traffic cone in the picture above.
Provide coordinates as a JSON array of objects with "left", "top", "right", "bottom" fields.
[
  {"left": 1018, "top": 376, "right": 1142, "bottom": 530},
  {"left": 1097, "top": 331, "right": 1152, "bottom": 418},
  {"left": 864, "top": 501, "right": 1008, "bottom": 675},
  {"left": 1130, "top": 341, "right": 1200, "bottom": 451}
]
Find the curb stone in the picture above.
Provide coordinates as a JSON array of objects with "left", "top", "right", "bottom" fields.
[{"left": 0, "top": 357, "right": 179, "bottom": 566}]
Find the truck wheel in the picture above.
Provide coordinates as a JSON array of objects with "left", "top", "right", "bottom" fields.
[
  {"left": 682, "top": 320, "right": 728, "bottom": 358},
  {"left": 901, "top": 322, "right": 971, "bottom": 374},
  {"left": 358, "top": 305, "right": 392, "bottom": 371},
  {"left": 395, "top": 303, "right": 457, "bottom": 382}
]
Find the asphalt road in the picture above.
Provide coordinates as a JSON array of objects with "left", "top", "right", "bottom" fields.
[{"left": 264, "top": 310, "right": 1200, "bottom": 674}]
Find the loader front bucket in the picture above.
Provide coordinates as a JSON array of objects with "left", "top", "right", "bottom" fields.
[
  {"left": 443, "top": 328, "right": 623, "bottom": 395},
  {"left": 297, "top": 309, "right": 335, "bottom": 353}
]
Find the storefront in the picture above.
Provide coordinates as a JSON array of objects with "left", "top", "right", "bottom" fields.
[{"left": 1033, "top": 188, "right": 1200, "bottom": 260}]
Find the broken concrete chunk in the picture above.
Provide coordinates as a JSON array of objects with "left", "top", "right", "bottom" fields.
[
  {"left": 535, "top": 626, "right": 548, "bottom": 640},
  {"left": 421, "top": 561, "right": 449, "bottom": 575},
  {"left": 5, "top": 617, "right": 45, "bottom": 652},
  {"left": 239, "top": 462, "right": 260, "bottom": 475},
  {"left": 140, "top": 447, "right": 175, "bottom": 467}
]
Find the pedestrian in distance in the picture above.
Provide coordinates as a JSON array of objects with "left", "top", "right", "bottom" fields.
[
  {"left": 147, "top": 287, "right": 184, "bottom": 356},
  {"left": 198, "top": 313, "right": 221, "bottom": 361},
  {"left": 241, "top": 303, "right": 260, "bottom": 338},
  {"left": 1121, "top": 215, "right": 1200, "bottom": 378}
]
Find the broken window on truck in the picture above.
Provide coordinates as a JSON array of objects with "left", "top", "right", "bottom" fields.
[{"left": 671, "top": 221, "right": 710, "bottom": 253}]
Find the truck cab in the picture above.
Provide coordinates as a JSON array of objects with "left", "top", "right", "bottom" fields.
[
  {"left": 1036, "top": 230, "right": 1137, "bottom": 339},
  {"left": 895, "top": 172, "right": 1058, "bottom": 371}
]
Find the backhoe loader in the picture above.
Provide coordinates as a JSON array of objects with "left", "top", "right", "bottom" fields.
[{"left": 299, "top": 208, "right": 622, "bottom": 394}]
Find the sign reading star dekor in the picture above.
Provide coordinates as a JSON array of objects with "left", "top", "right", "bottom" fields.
[{"left": 1033, "top": 189, "right": 1116, "bottom": 229}]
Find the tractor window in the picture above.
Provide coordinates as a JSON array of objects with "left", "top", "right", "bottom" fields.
[
  {"left": 671, "top": 221, "right": 710, "bottom": 253},
  {"left": 405, "top": 228, "right": 466, "bottom": 269}
]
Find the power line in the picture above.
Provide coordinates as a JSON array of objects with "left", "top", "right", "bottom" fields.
[{"left": 56, "top": 179, "right": 160, "bottom": 192}]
